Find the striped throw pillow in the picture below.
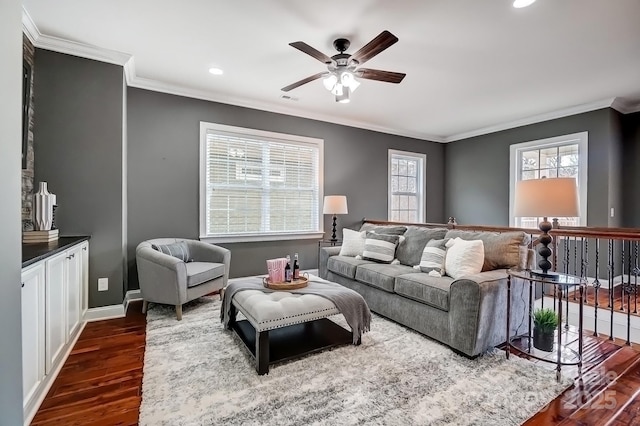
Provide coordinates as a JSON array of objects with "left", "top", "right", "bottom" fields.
[
  {"left": 363, "top": 232, "right": 400, "bottom": 264},
  {"left": 152, "top": 241, "right": 191, "bottom": 262},
  {"left": 419, "top": 238, "right": 449, "bottom": 275}
]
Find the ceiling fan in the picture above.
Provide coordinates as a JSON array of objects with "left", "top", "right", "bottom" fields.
[{"left": 281, "top": 30, "right": 406, "bottom": 103}]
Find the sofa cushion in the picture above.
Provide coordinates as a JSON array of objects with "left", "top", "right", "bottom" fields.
[
  {"left": 355, "top": 263, "right": 416, "bottom": 292},
  {"left": 444, "top": 230, "right": 530, "bottom": 271},
  {"left": 327, "top": 256, "right": 372, "bottom": 279},
  {"left": 394, "top": 273, "right": 454, "bottom": 311},
  {"left": 362, "top": 232, "right": 400, "bottom": 264},
  {"left": 396, "top": 226, "right": 448, "bottom": 266},
  {"left": 359, "top": 223, "right": 407, "bottom": 235},
  {"left": 185, "top": 262, "right": 225, "bottom": 288}
]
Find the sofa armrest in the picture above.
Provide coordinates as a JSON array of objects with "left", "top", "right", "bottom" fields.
[
  {"left": 319, "top": 246, "right": 342, "bottom": 279},
  {"left": 448, "top": 270, "right": 528, "bottom": 356},
  {"left": 136, "top": 246, "right": 188, "bottom": 304}
]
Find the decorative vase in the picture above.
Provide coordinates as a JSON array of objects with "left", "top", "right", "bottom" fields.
[
  {"left": 33, "top": 182, "right": 55, "bottom": 231},
  {"left": 533, "top": 326, "right": 555, "bottom": 352}
]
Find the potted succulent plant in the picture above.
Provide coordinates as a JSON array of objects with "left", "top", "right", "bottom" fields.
[{"left": 533, "top": 308, "right": 558, "bottom": 352}]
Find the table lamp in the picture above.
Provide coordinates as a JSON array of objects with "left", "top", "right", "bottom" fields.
[
  {"left": 513, "top": 177, "right": 579, "bottom": 279},
  {"left": 323, "top": 195, "right": 348, "bottom": 242}
]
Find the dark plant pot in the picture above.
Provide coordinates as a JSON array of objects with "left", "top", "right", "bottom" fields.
[{"left": 533, "top": 326, "right": 555, "bottom": 352}]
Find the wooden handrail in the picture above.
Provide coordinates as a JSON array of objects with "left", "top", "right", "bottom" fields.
[{"left": 362, "top": 218, "right": 640, "bottom": 241}]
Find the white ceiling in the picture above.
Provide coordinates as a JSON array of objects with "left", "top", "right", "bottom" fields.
[{"left": 22, "top": 0, "right": 640, "bottom": 142}]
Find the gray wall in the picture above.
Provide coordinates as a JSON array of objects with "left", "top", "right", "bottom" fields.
[
  {"left": 622, "top": 111, "right": 640, "bottom": 227},
  {"left": 445, "top": 108, "right": 619, "bottom": 227},
  {"left": 127, "top": 88, "right": 445, "bottom": 286},
  {"left": 0, "top": 2, "right": 25, "bottom": 424},
  {"left": 33, "top": 50, "right": 126, "bottom": 307}
]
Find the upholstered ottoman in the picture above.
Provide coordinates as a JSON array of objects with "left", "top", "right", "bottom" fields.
[{"left": 226, "top": 280, "right": 367, "bottom": 375}]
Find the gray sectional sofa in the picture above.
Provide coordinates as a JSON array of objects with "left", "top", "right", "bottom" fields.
[{"left": 319, "top": 222, "right": 533, "bottom": 357}]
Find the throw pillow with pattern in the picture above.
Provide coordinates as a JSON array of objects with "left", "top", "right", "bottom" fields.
[
  {"left": 418, "top": 238, "right": 449, "bottom": 275},
  {"left": 362, "top": 232, "right": 400, "bottom": 264},
  {"left": 152, "top": 241, "right": 192, "bottom": 262}
]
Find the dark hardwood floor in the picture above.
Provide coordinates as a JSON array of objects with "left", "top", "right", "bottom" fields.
[
  {"left": 30, "top": 301, "right": 146, "bottom": 426},
  {"left": 31, "top": 299, "right": 640, "bottom": 425}
]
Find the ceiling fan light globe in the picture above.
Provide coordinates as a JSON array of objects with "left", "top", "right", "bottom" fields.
[
  {"left": 323, "top": 74, "right": 338, "bottom": 91},
  {"left": 331, "top": 83, "right": 344, "bottom": 96},
  {"left": 349, "top": 78, "right": 361, "bottom": 92}
]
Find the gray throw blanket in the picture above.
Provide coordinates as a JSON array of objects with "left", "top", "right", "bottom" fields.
[{"left": 221, "top": 274, "right": 371, "bottom": 344}]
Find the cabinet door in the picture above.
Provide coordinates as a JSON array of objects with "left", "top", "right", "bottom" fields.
[
  {"left": 21, "top": 263, "right": 45, "bottom": 409},
  {"left": 66, "top": 246, "right": 82, "bottom": 337},
  {"left": 45, "top": 252, "right": 67, "bottom": 373},
  {"left": 80, "top": 241, "right": 89, "bottom": 318}
]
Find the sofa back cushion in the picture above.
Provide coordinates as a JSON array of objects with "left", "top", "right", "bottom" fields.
[
  {"left": 359, "top": 223, "right": 407, "bottom": 235},
  {"left": 362, "top": 232, "right": 400, "bottom": 264},
  {"left": 396, "top": 226, "right": 448, "bottom": 266},
  {"left": 444, "top": 230, "right": 530, "bottom": 271}
]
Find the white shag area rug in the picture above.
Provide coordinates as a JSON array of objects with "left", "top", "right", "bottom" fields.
[{"left": 139, "top": 297, "right": 571, "bottom": 426}]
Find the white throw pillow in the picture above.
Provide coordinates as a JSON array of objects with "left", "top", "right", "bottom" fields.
[
  {"left": 339, "top": 229, "right": 366, "bottom": 257},
  {"left": 445, "top": 238, "right": 485, "bottom": 279}
]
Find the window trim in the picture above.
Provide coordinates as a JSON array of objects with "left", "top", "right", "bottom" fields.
[
  {"left": 509, "top": 131, "right": 588, "bottom": 227},
  {"left": 199, "top": 121, "right": 324, "bottom": 243},
  {"left": 387, "top": 149, "right": 426, "bottom": 223}
]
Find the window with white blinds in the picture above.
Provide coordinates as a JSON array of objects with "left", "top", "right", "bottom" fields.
[
  {"left": 199, "top": 122, "right": 324, "bottom": 242},
  {"left": 388, "top": 150, "right": 426, "bottom": 223}
]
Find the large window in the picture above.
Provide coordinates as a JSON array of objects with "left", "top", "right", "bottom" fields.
[
  {"left": 199, "top": 122, "right": 323, "bottom": 242},
  {"left": 510, "top": 132, "right": 588, "bottom": 228},
  {"left": 388, "top": 150, "right": 426, "bottom": 222}
]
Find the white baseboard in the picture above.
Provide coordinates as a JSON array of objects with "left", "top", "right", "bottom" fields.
[{"left": 84, "top": 304, "right": 125, "bottom": 322}]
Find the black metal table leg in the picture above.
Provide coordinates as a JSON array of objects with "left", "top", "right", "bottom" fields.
[{"left": 256, "top": 330, "right": 269, "bottom": 375}]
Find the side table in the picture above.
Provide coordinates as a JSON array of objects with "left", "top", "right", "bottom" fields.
[{"left": 506, "top": 269, "right": 587, "bottom": 382}]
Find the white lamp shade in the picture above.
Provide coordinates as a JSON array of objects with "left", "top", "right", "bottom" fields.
[
  {"left": 514, "top": 177, "right": 580, "bottom": 218},
  {"left": 323, "top": 195, "right": 348, "bottom": 215}
]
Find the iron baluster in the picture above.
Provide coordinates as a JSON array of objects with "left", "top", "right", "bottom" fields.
[
  {"left": 621, "top": 240, "right": 625, "bottom": 311},
  {"left": 593, "top": 238, "right": 601, "bottom": 337},
  {"left": 609, "top": 239, "right": 614, "bottom": 340}
]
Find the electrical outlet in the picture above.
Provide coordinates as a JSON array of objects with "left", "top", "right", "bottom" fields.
[
  {"left": 98, "top": 278, "right": 108, "bottom": 292},
  {"left": 611, "top": 207, "right": 615, "bottom": 218}
]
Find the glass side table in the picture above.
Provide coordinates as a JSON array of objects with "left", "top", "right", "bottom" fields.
[{"left": 506, "top": 269, "right": 587, "bottom": 382}]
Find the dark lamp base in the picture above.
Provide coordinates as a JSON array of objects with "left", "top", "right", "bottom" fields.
[{"left": 530, "top": 269, "right": 559, "bottom": 280}]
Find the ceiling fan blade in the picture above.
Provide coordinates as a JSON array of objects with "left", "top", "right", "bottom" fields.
[
  {"left": 281, "top": 72, "right": 327, "bottom": 92},
  {"left": 355, "top": 68, "right": 406, "bottom": 84},
  {"left": 350, "top": 30, "right": 399, "bottom": 65},
  {"left": 289, "top": 41, "right": 333, "bottom": 64}
]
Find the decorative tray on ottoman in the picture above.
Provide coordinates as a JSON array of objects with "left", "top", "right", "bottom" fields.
[{"left": 263, "top": 275, "right": 308, "bottom": 290}]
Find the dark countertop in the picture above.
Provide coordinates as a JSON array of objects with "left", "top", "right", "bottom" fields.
[{"left": 22, "top": 235, "right": 91, "bottom": 268}]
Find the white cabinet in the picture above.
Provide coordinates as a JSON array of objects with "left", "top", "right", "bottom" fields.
[
  {"left": 22, "top": 240, "right": 89, "bottom": 425},
  {"left": 45, "top": 251, "right": 67, "bottom": 373},
  {"left": 21, "top": 263, "right": 45, "bottom": 412}
]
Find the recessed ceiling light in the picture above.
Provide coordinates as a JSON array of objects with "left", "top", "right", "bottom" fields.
[
  {"left": 208, "top": 67, "right": 223, "bottom": 75},
  {"left": 513, "top": 0, "right": 536, "bottom": 8}
]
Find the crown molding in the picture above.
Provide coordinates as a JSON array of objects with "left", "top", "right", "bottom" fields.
[
  {"left": 34, "top": 34, "right": 132, "bottom": 66},
  {"left": 611, "top": 97, "right": 640, "bottom": 115},
  {"left": 22, "top": 6, "right": 39, "bottom": 44},
  {"left": 127, "top": 75, "right": 446, "bottom": 143},
  {"left": 445, "top": 98, "right": 617, "bottom": 142}
]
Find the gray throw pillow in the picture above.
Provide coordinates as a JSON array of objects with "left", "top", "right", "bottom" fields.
[
  {"left": 152, "top": 241, "right": 192, "bottom": 262},
  {"left": 362, "top": 232, "right": 400, "bottom": 264},
  {"left": 396, "top": 226, "right": 448, "bottom": 266}
]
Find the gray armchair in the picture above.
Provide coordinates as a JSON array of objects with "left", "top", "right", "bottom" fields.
[{"left": 136, "top": 238, "right": 231, "bottom": 320}]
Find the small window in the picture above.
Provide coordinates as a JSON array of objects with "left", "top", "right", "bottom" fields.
[
  {"left": 510, "top": 132, "right": 588, "bottom": 227},
  {"left": 199, "top": 122, "right": 324, "bottom": 242},
  {"left": 388, "top": 150, "right": 426, "bottom": 223}
]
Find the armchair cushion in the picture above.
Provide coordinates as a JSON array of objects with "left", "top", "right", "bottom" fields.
[
  {"left": 152, "top": 241, "right": 192, "bottom": 262},
  {"left": 186, "top": 262, "right": 225, "bottom": 288}
]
